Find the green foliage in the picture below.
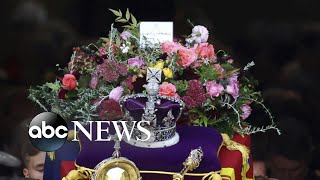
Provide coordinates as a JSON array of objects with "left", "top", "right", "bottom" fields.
[
  {"left": 221, "top": 63, "right": 240, "bottom": 77},
  {"left": 28, "top": 84, "right": 113, "bottom": 122},
  {"left": 46, "top": 81, "right": 60, "bottom": 92},
  {"left": 173, "top": 80, "right": 188, "bottom": 95},
  {"left": 195, "top": 64, "right": 221, "bottom": 81},
  {"left": 203, "top": 98, "right": 215, "bottom": 112},
  {"left": 109, "top": 8, "right": 139, "bottom": 30}
]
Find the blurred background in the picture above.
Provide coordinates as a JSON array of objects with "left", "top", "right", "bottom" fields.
[{"left": 0, "top": 0, "right": 319, "bottom": 179}]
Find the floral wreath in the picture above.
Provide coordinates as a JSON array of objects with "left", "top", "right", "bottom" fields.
[{"left": 28, "top": 9, "right": 280, "bottom": 136}]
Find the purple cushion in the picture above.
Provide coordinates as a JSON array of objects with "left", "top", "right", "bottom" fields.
[{"left": 76, "top": 123, "right": 222, "bottom": 179}]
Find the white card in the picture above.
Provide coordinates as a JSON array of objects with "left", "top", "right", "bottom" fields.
[{"left": 139, "top": 21, "right": 173, "bottom": 47}]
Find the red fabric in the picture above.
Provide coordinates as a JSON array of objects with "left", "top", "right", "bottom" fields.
[
  {"left": 61, "top": 161, "right": 76, "bottom": 178},
  {"left": 218, "top": 133, "right": 253, "bottom": 180}
]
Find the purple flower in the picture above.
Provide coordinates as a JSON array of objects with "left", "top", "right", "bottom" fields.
[
  {"left": 241, "top": 104, "right": 252, "bottom": 120},
  {"left": 109, "top": 86, "right": 123, "bottom": 102},
  {"left": 128, "top": 57, "right": 144, "bottom": 68},
  {"left": 182, "top": 80, "right": 207, "bottom": 109},
  {"left": 58, "top": 89, "right": 68, "bottom": 99},
  {"left": 98, "top": 99, "right": 123, "bottom": 120},
  {"left": 226, "top": 75, "right": 239, "bottom": 99},
  {"left": 120, "top": 31, "right": 132, "bottom": 41},
  {"left": 206, "top": 80, "right": 224, "bottom": 97},
  {"left": 96, "top": 60, "right": 128, "bottom": 82}
]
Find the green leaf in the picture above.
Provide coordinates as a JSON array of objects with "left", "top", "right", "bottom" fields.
[
  {"left": 125, "top": 8, "right": 130, "bottom": 20},
  {"left": 174, "top": 80, "right": 188, "bottom": 95},
  {"left": 220, "top": 63, "right": 235, "bottom": 71},
  {"left": 46, "top": 82, "right": 60, "bottom": 92},
  {"left": 188, "top": 108, "right": 198, "bottom": 113},
  {"left": 116, "top": 18, "right": 128, "bottom": 23},
  {"left": 115, "top": 16, "right": 121, "bottom": 21},
  {"left": 100, "top": 37, "right": 109, "bottom": 42},
  {"left": 204, "top": 119, "right": 208, "bottom": 127},
  {"left": 131, "top": 14, "right": 137, "bottom": 26},
  {"left": 224, "top": 68, "right": 240, "bottom": 77},
  {"left": 195, "top": 64, "right": 221, "bottom": 81},
  {"left": 122, "top": 25, "right": 132, "bottom": 29},
  {"left": 109, "top": 9, "right": 121, "bottom": 17},
  {"left": 118, "top": 9, "right": 122, "bottom": 17},
  {"left": 116, "top": 36, "right": 121, "bottom": 47}
]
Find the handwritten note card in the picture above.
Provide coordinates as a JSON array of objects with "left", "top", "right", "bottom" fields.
[{"left": 139, "top": 21, "right": 173, "bottom": 47}]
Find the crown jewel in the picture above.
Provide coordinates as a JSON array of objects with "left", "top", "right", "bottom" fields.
[{"left": 120, "top": 67, "right": 185, "bottom": 148}]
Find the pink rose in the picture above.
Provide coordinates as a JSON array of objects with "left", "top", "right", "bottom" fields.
[
  {"left": 62, "top": 74, "right": 77, "bottom": 90},
  {"left": 227, "top": 59, "right": 234, "bottom": 64},
  {"left": 120, "top": 30, "right": 132, "bottom": 41},
  {"left": 128, "top": 57, "right": 144, "bottom": 68},
  {"left": 192, "top": 25, "right": 209, "bottom": 43},
  {"left": 99, "top": 47, "right": 107, "bottom": 56},
  {"left": 109, "top": 86, "right": 123, "bottom": 102},
  {"left": 206, "top": 80, "right": 224, "bottom": 97},
  {"left": 159, "top": 82, "right": 178, "bottom": 97},
  {"left": 161, "top": 41, "right": 181, "bottom": 54},
  {"left": 241, "top": 104, "right": 252, "bottom": 120},
  {"left": 177, "top": 47, "right": 197, "bottom": 67},
  {"left": 226, "top": 75, "right": 239, "bottom": 99},
  {"left": 193, "top": 43, "right": 215, "bottom": 59}
]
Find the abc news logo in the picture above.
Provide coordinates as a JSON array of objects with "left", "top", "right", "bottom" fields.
[
  {"left": 28, "top": 112, "right": 68, "bottom": 152},
  {"left": 28, "top": 112, "right": 151, "bottom": 151}
]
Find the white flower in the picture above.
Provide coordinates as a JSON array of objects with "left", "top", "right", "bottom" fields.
[
  {"left": 120, "top": 44, "right": 129, "bottom": 53},
  {"left": 191, "top": 25, "right": 209, "bottom": 43}
]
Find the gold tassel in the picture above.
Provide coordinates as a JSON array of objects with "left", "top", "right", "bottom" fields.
[
  {"left": 221, "top": 133, "right": 249, "bottom": 166},
  {"left": 62, "top": 170, "right": 79, "bottom": 180},
  {"left": 62, "top": 167, "right": 93, "bottom": 180},
  {"left": 47, "top": 152, "right": 55, "bottom": 160},
  {"left": 202, "top": 172, "right": 222, "bottom": 180}
]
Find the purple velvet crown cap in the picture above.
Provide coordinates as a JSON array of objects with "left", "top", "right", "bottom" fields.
[{"left": 123, "top": 97, "right": 182, "bottom": 126}]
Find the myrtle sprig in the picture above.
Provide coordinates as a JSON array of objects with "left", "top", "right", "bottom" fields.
[
  {"left": 109, "top": 8, "right": 139, "bottom": 30},
  {"left": 237, "top": 124, "right": 281, "bottom": 135},
  {"left": 219, "top": 98, "right": 242, "bottom": 130}
]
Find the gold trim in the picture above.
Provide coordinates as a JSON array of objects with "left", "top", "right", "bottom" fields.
[
  {"left": 62, "top": 166, "right": 94, "bottom": 180},
  {"left": 220, "top": 168, "right": 235, "bottom": 180},
  {"left": 70, "top": 130, "right": 225, "bottom": 180},
  {"left": 73, "top": 163, "right": 222, "bottom": 180},
  {"left": 94, "top": 158, "right": 141, "bottom": 180},
  {"left": 221, "top": 133, "right": 249, "bottom": 165}
]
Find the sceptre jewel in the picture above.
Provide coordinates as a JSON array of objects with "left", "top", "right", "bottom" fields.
[{"left": 173, "top": 147, "right": 204, "bottom": 180}]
